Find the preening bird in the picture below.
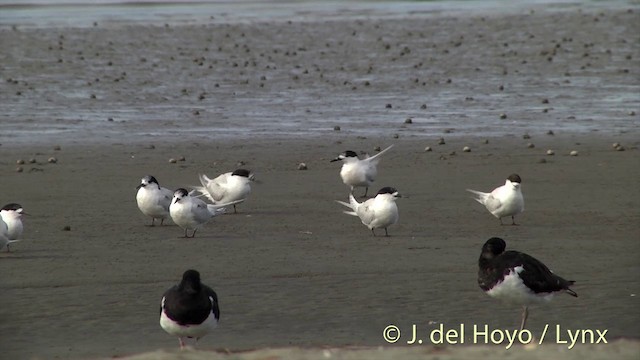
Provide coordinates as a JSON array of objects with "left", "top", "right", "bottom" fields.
[
  {"left": 331, "top": 145, "right": 394, "bottom": 197},
  {"left": 478, "top": 237, "right": 577, "bottom": 330},
  {"left": 336, "top": 186, "right": 401, "bottom": 236},
  {"left": 467, "top": 174, "right": 524, "bottom": 225}
]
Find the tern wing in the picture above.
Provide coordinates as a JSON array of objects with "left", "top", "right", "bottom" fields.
[
  {"left": 192, "top": 201, "right": 216, "bottom": 223},
  {"left": 198, "top": 173, "right": 227, "bottom": 202},
  {"left": 355, "top": 198, "right": 377, "bottom": 226},
  {"left": 206, "top": 199, "right": 244, "bottom": 215},
  {"left": 159, "top": 187, "right": 173, "bottom": 210},
  {"left": 363, "top": 144, "right": 394, "bottom": 164}
]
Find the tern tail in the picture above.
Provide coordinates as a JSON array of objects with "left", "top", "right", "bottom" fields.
[{"left": 466, "top": 189, "right": 489, "bottom": 204}]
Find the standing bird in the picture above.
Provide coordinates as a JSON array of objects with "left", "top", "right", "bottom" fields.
[
  {"left": 169, "top": 188, "right": 240, "bottom": 238},
  {"left": 331, "top": 145, "right": 394, "bottom": 197},
  {"left": 160, "top": 269, "right": 220, "bottom": 349},
  {"left": 467, "top": 174, "right": 524, "bottom": 225},
  {"left": 136, "top": 175, "right": 173, "bottom": 226},
  {"left": 1, "top": 203, "right": 25, "bottom": 241},
  {"left": 478, "top": 237, "right": 577, "bottom": 331},
  {"left": 195, "top": 169, "right": 255, "bottom": 214},
  {"left": 336, "top": 186, "right": 401, "bottom": 236}
]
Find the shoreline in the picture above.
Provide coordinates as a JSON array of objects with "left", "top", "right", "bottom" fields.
[{"left": 1, "top": 4, "right": 639, "bottom": 146}]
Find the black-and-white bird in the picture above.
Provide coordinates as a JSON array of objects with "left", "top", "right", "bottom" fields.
[
  {"left": 331, "top": 145, "right": 393, "bottom": 197},
  {"left": 136, "top": 175, "right": 173, "bottom": 226},
  {"left": 195, "top": 169, "right": 255, "bottom": 214},
  {"left": 1, "top": 203, "right": 25, "bottom": 241},
  {"left": 467, "top": 174, "right": 524, "bottom": 225},
  {"left": 478, "top": 237, "right": 577, "bottom": 330},
  {"left": 336, "top": 186, "right": 401, "bottom": 236},
  {"left": 169, "top": 188, "right": 241, "bottom": 238},
  {"left": 160, "top": 269, "right": 220, "bottom": 349}
]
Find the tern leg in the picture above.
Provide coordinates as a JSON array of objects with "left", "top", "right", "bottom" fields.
[
  {"left": 6, "top": 244, "right": 11, "bottom": 253},
  {"left": 520, "top": 306, "right": 529, "bottom": 331},
  {"left": 160, "top": 218, "right": 165, "bottom": 226},
  {"left": 384, "top": 228, "right": 389, "bottom": 237},
  {"left": 499, "top": 217, "right": 504, "bottom": 226},
  {"left": 233, "top": 204, "right": 238, "bottom": 214},
  {"left": 371, "top": 228, "right": 376, "bottom": 236},
  {"left": 179, "top": 337, "right": 186, "bottom": 349},
  {"left": 511, "top": 216, "right": 518, "bottom": 226},
  {"left": 190, "top": 229, "right": 198, "bottom": 238},
  {"left": 150, "top": 218, "right": 156, "bottom": 227}
]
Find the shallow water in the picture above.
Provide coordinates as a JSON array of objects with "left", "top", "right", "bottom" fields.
[{"left": 0, "top": 0, "right": 638, "bottom": 146}]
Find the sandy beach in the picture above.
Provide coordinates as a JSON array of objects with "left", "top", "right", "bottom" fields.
[{"left": 0, "top": 2, "right": 639, "bottom": 359}]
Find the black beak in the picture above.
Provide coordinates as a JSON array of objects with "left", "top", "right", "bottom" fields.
[
  {"left": 136, "top": 184, "right": 144, "bottom": 190},
  {"left": 330, "top": 157, "right": 341, "bottom": 163}
]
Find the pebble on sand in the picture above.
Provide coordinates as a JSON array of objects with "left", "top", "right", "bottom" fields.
[
  {"left": 570, "top": 150, "right": 579, "bottom": 156},
  {"left": 547, "top": 130, "right": 555, "bottom": 135},
  {"left": 374, "top": 146, "right": 381, "bottom": 152},
  {"left": 16, "top": 159, "right": 25, "bottom": 165},
  {"left": 53, "top": 145, "right": 61, "bottom": 151},
  {"left": 169, "top": 158, "right": 177, "bottom": 163},
  {"left": 527, "top": 143, "right": 535, "bottom": 148},
  {"left": 297, "top": 163, "right": 308, "bottom": 170},
  {"left": 463, "top": 146, "right": 471, "bottom": 152},
  {"left": 546, "top": 149, "right": 555, "bottom": 155},
  {"left": 333, "top": 126, "right": 341, "bottom": 131},
  {"left": 29, "top": 158, "right": 37, "bottom": 164},
  {"left": 523, "top": 134, "right": 531, "bottom": 139},
  {"left": 16, "top": 166, "right": 23, "bottom": 173},
  {"left": 612, "top": 142, "right": 620, "bottom": 148},
  {"left": 615, "top": 145, "right": 626, "bottom": 151},
  {"left": 48, "top": 157, "right": 58, "bottom": 163},
  {"left": 438, "top": 137, "right": 445, "bottom": 145},
  {"left": 424, "top": 146, "right": 432, "bottom": 152},
  {"left": 404, "top": 118, "right": 413, "bottom": 124},
  {"left": 499, "top": 113, "right": 507, "bottom": 119}
]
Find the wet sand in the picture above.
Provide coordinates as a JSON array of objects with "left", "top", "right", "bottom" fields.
[
  {"left": 1, "top": 134, "right": 639, "bottom": 359},
  {"left": 1, "top": 3, "right": 639, "bottom": 360}
]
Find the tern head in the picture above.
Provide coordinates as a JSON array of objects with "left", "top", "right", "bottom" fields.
[
  {"left": 232, "top": 168, "right": 255, "bottom": 181},
  {"left": 179, "top": 269, "right": 202, "bottom": 294},
  {"left": 172, "top": 188, "right": 189, "bottom": 204},
  {"left": 137, "top": 175, "right": 159, "bottom": 190},
  {"left": 330, "top": 150, "right": 358, "bottom": 162},
  {"left": 376, "top": 187, "right": 401, "bottom": 199},
  {"left": 480, "top": 237, "right": 507, "bottom": 260},
  {"left": 506, "top": 173, "right": 522, "bottom": 189},
  {"left": 1, "top": 203, "right": 25, "bottom": 218}
]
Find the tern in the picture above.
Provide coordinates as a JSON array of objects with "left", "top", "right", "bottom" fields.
[
  {"left": 337, "top": 186, "right": 401, "bottom": 236},
  {"left": 331, "top": 145, "right": 394, "bottom": 197},
  {"left": 467, "top": 174, "right": 524, "bottom": 225}
]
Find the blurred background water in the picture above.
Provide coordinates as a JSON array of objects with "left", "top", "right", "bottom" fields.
[{"left": 0, "top": 0, "right": 638, "bottom": 145}]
